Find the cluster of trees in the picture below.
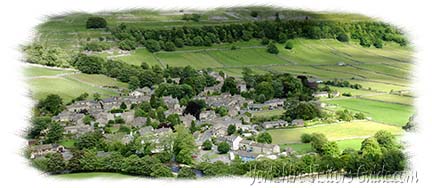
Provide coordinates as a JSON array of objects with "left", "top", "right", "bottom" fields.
[
  {"left": 110, "top": 19, "right": 407, "bottom": 53},
  {"left": 324, "top": 79, "right": 362, "bottom": 89},
  {"left": 27, "top": 116, "right": 64, "bottom": 144},
  {"left": 335, "top": 109, "right": 366, "bottom": 121},
  {"left": 83, "top": 42, "right": 111, "bottom": 52},
  {"left": 241, "top": 68, "right": 314, "bottom": 103},
  {"left": 23, "top": 43, "right": 71, "bottom": 67},
  {"left": 33, "top": 125, "right": 197, "bottom": 177},
  {"left": 283, "top": 100, "right": 322, "bottom": 122},
  {"left": 72, "top": 54, "right": 164, "bottom": 88},
  {"left": 86, "top": 17, "right": 107, "bottom": 29}
]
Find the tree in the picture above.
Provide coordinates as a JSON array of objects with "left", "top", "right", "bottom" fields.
[
  {"left": 72, "top": 54, "right": 103, "bottom": 74},
  {"left": 300, "top": 133, "right": 312, "bottom": 143},
  {"left": 144, "top": 39, "right": 161, "bottom": 52},
  {"left": 128, "top": 76, "right": 140, "bottom": 91},
  {"left": 93, "top": 93, "right": 101, "bottom": 101},
  {"left": 336, "top": 109, "right": 353, "bottom": 121},
  {"left": 167, "top": 114, "right": 181, "bottom": 126},
  {"left": 184, "top": 99, "right": 207, "bottom": 119},
  {"left": 285, "top": 101, "right": 321, "bottom": 121},
  {"left": 354, "top": 112, "right": 366, "bottom": 120},
  {"left": 227, "top": 124, "right": 236, "bottom": 135},
  {"left": 310, "top": 133, "right": 328, "bottom": 154},
  {"left": 141, "top": 62, "right": 150, "bottom": 70},
  {"left": 373, "top": 39, "right": 383, "bottom": 48},
  {"left": 75, "top": 131, "right": 104, "bottom": 150},
  {"left": 255, "top": 81, "right": 274, "bottom": 102},
  {"left": 120, "top": 102, "right": 127, "bottom": 110},
  {"left": 174, "top": 38, "right": 184, "bottom": 48},
  {"left": 256, "top": 132, "right": 272, "bottom": 144},
  {"left": 278, "top": 33, "right": 287, "bottom": 43},
  {"left": 202, "top": 140, "right": 213, "bottom": 150},
  {"left": 177, "top": 167, "right": 196, "bottom": 179},
  {"left": 217, "top": 142, "right": 230, "bottom": 154},
  {"left": 373, "top": 130, "right": 396, "bottom": 149},
  {"left": 37, "top": 94, "right": 64, "bottom": 116},
  {"left": 23, "top": 44, "right": 70, "bottom": 67},
  {"left": 322, "top": 141, "right": 340, "bottom": 158},
  {"left": 336, "top": 33, "right": 349, "bottom": 42},
  {"left": 215, "top": 106, "right": 228, "bottom": 117},
  {"left": 45, "top": 153, "right": 66, "bottom": 174},
  {"left": 267, "top": 42, "right": 279, "bottom": 54},
  {"left": 173, "top": 125, "right": 196, "bottom": 164},
  {"left": 285, "top": 40, "right": 294, "bottom": 50},
  {"left": 164, "top": 41, "right": 176, "bottom": 51},
  {"left": 221, "top": 77, "right": 239, "bottom": 95},
  {"left": 86, "top": 17, "right": 107, "bottom": 29},
  {"left": 45, "top": 123, "right": 64, "bottom": 144},
  {"left": 27, "top": 116, "right": 51, "bottom": 139},
  {"left": 151, "top": 163, "right": 174, "bottom": 177},
  {"left": 118, "top": 39, "right": 137, "bottom": 50}
]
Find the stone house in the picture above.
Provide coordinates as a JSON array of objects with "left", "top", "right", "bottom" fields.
[
  {"left": 216, "top": 135, "right": 243, "bottom": 150},
  {"left": 64, "top": 125, "right": 93, "bottom": 135},
  {"left": 313, "top": 91, "right": 329, "bottom": 98},
  {"left": 131, "top": 117, "right": 147, "bottom": 127},
  {"left": 30, "top": 144, "right": 64, "bottom": 159},
  {"left": 199, "top": 110, "right": 217, "bottom": 121},
  {"left": 262, "top": 120, "right": 288, "bottom": 129},
  {"left": 264, "top": 98, "right": 285, "bottom": 109},
  {"left": 291, "top": 119, "right": 305, "bottom": 127},
  {"left": 249, "top": 143, "right": 280, "bottom": 154}
]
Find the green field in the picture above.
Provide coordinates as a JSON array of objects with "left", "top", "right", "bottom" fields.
[
  {"left": 325, "top": 98, "right": 413, "bottom": 126},
  {"left": 156, "top": 51, "right": 224, "bottom": 69},
  {"left": 23, "top": 66, "right": 75, "bottom": 77},
  {"left": 25, "top": 66, "right": 125, "bottom": 102},
  {"left": 55, "top": 172, "right": 133, "bottom": 179},
  {"left": 66, "top": 73, "right": 129, "bottom": 88},
  {"left": 268, "top": 121, "right": 403, "bottom": 144},
  {"left": 281, "top": 138, "right": 364, "bottom": 154},
  {"left": 113, "top": 48, "right": 161, "bottom": 67},
  {"left": 360, "top": 94, "right": 413, "bottom": 106},
  {"left": 251, "top": 109, "right": 285, "bottom": 118},
  {"left": 28, "top": 77, "right": 118, "bottom": 102}
]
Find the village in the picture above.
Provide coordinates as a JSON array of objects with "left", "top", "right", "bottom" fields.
[{"left": 27, "top": 71, "right": 333, "bottom": 164}]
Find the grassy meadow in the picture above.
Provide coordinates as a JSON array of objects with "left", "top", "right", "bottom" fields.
[{"left": 268, "top": 121, "right": 403, "bottom": 144}]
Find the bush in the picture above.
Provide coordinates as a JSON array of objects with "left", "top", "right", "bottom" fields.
[
  {"left": 342, "top": 92, "right": 352, "bottom": 97},
  {"left": 354, "top": 112, "right": 366, "bottom": 120},
  {"left": 285, "top": 40, "right": 294, "bottom": 50},
  {"left": 202, "top": 140, "right": 213, "bottom": 150},
  {"left": 86, "top": 17, "right": 107, "bottom": 29},
  {"left": 373, "top": 39, "right": 383, "bottom": 48},
  {"left": 217, "top": 142, "right": 230, "bottom": 154},
  {"left": 310, "top": 133, "right": 328, "bottom": 154},
  {"left": 336, "top": 33, "right": 349, "bottom": 42},
  {"left": 164, "top": 41, "right": 176, "bottom": 51},
  {"left": 267, "top": 42, "right": 279, "bottom": 54},
  {"left": 118, "top": 39, "right": 137, "bottom": 51},
  {"left": 84, "top": 42, "right": 110, "bottom": 51},
  {"left": 300, "top": 133, "right": 313, "bottom": 143},
  {"left": 261, "top": 38, "right": 270, "bottom": 45},
  {"left": 144, "top": 39, "right": 161, "bottom": 52}
]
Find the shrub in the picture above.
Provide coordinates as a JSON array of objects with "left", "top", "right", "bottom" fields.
[
  {"left": 202, "top": 140, "right": 213, "bottom": 150},
  {"left": 285, "top": 40, "right": 294, "bottom": 50},
  {"left": 336, "top": 33, "right": 349, "bottom": 42},
  {"left": 144, "top": 39, "right": 161, "bottom": 52},
  {"left": 118, "top": 39, "right": 137, "bottom": 51},
  {"left": 300, "top": 133, "right": 313, "bottom": 143},
  {"left": 267, "top": 42, "right": 279, "bottom": 54},
  {"left": 217, "top": 142, "right": 230, "bottom": 154}
]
